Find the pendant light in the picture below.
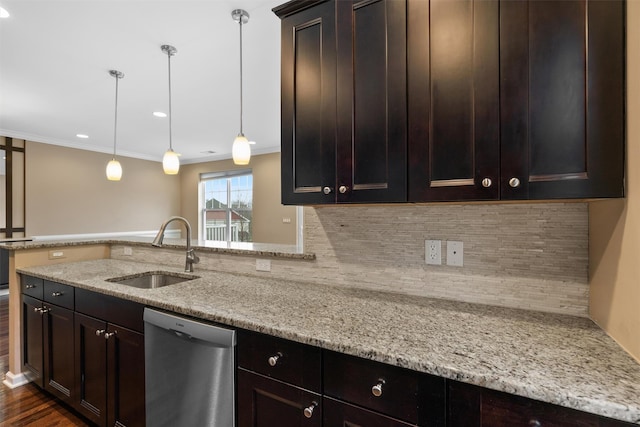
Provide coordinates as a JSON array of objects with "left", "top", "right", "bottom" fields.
[
  {"left": 232, "top": 9, "right": 251, "bottom": 165},
  {"left": 161, "top": 44, "right": 180, "bottom": 174},
  {"left": 106, "top": 70, "right": 124, "bottom": 181}
]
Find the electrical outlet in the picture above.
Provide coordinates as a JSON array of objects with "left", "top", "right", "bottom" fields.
[
  {"left": 425, "top": 240, "right": 442, "bottom": 265},
  {"left": 123, "top": 246, "right": 133, "bottom": 256},
  {"left": 447, "top": 241, "right": 464, "bottom": 267},
  {"left": 256, "top": 259, "right": 271, "bottom": 272}
]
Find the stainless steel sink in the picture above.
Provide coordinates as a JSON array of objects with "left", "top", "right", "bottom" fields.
[{"left": 106, "top": 272, "right": 199, "bottom": 289}]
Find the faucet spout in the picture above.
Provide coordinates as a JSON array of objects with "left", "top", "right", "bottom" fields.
[{"left": 152, "top": 216, "right": 199, "bottom": 272}]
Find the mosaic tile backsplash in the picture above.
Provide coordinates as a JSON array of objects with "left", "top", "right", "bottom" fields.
[{"left": 112, "top": 203, "right": 589, "bottom": 316}]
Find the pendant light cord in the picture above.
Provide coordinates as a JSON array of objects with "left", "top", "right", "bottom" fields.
[
  {"left": 167, "top": 51, "right": 173, "bottom": 151},
  {"left": 112, "top": 72, "right": 120, "bottom": 159},
  {"left": 239, "top": 17, "right": 243, "bottom": 136}
]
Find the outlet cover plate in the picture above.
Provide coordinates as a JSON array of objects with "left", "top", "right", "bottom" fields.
[
  {"left": 425, "top": 240, "right": 442, "bottom": 265},
  {"left": 256, "top": 259, "right": 271, "bottom": 272},
  {"left": 447, "top": 241, "right": 464, "bottom": 267}
]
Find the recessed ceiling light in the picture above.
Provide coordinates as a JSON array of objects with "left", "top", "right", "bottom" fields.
[
  {"left": 0, "top": 7, "right": 10, "bottom": 18},
  {"left": 153, "top": 111, "right": 167, "bottom": 118},
  {"left": 76, "top": 134, "right": 89, "bottom": 139}
]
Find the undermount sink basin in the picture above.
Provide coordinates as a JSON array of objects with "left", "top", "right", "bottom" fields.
[{"left": 106, "top": 272, "right": 199, "bottom": 289}]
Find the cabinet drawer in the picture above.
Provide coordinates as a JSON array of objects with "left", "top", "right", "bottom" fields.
[
  {"left": 481, "top": 387, "right": 635, "bottom": 427},
  {"left": 238, "top": 368, "right": 322, "bottom": 427},
  {"left": 237, "top": 330, "right": 321, "bottom": 392},
  {"left": 43, "top": 280, "right": 74, "bottom": 309},
  {"left": 22, "top": 275, "right": 44, "bottom": 299},
  {"left": 324, "top": 351, "right": 445, "bottom": 425},
  {"left": 75, "top": 288, "right": 144, "bottom": 333},
  {"left": 323, "top": 396, "right": 416, "bottom": 426}
]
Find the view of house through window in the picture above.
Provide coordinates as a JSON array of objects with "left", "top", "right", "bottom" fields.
[{"left": 201, "top": 170, "right": 253, "bottom": 243}]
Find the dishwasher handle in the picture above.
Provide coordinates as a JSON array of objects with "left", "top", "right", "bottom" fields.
[{"left": 144, "top": 308, "right": 236, "bottom": 348}]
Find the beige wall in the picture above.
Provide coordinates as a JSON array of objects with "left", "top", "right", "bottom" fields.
[
  {"left": 589, "top": 3, "right": 640, "bottom": 362},
  {"left": 180, "top": 152, "right": 297, "bottom": 245},
  {"left": 25, "top": 141, "right": 180, "bottom": 236}
]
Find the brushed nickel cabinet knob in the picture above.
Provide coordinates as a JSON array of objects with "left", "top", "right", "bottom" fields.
[
  {"left": 95, "top": 329, "right": 106, "bottom": 337},
  {"left": 371, "top": 381, "right": 384, "bottom": 397},
  {"left": 339, "top": 185, "right": 348, "bottom": 194},
  {"left": 104, "top": 331, "right": 117, "bottom": 340},
  {"left": 303, "top": 402, "right": 317, "bottom": 418},
  {"left": 509, "top": 177, "right": 521, "bottom": 188},
  {"left": 323, "top": 186, "right": 332, "bottom": 195},
  {"left": 268, "top": 352, "right": 282, "bottom": 367},
  {"left": 481, "top": 178, "right": 492, "bottom": 188}
]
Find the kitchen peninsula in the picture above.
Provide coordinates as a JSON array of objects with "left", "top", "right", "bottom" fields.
[{"left": 2, "top": 238, "right": 639, "bottom": 425}]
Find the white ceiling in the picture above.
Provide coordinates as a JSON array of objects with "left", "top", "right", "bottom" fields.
[{"left": 0, "top": 0, "right": 283, "bottom": 164}]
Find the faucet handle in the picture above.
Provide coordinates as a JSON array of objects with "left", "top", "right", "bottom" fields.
[{"left": 191, "top": 250, "right": 200, "bottom": 265}]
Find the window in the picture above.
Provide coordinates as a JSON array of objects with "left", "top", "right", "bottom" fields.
[{"left": 201, "top": 170, "right": 253, "bottom": 243}]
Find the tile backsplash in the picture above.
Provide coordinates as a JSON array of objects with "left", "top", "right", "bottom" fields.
[
  {"left": 112, "top": 202, "right": 589, "bottom": 317},
  {"left": 303, "top": 203, "right": 588, "bottom": 316}
]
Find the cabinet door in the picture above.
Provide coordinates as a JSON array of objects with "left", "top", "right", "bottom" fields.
[
  {"left": 237, "top": 368, "right": 322, "bottom": 427},
  {"left": 43, "top": 303, "right": 75, "bottom": 403},
  {"left": 74, "top": 312, "right": 108, "bottom": 427},
  {"left": 107, "top": 324, "right": 145, "bottom": 427},
  {"left": 324, "top": 397, "right": 416, "bottom": 426},
  {"left": 408, "top": 0, "right": 500, "bottom": 201},
  {"left": 280, "top": 0, "right": 337, "bottom": 205},
  {"left": 336, "top": 0, "right": 407, "bottom": 203},
  {"left": 500, "top": 0, "right": 625, "bottom": 200},
  {"left": 22, "top": 295, "right": 44, "bottom": 387}
]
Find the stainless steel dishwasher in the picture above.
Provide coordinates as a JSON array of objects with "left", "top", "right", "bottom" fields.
[{"left": 144, "top": 308, "right": 236, "bottom": 426}]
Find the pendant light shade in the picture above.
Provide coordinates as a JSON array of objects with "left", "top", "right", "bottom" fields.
[
  {"left": 232, "top": 134, "right": 251, "bottom": 165},
  {"left": 232, "top": 9, "right": 252, "bottom": 165},
  {"left": 106, "top": 70, "right": 124, "bottom": 181},
  {"left": 106, "top": 159, "right": 123, "bottom": 180},
  {"left": 161, "top": 44, "right": 180, "bottom": 175},
  {"left": 163, "top": 149, "right": 180, "bottom": 174}
]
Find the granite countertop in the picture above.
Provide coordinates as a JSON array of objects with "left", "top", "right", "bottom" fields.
[
  {"left": 0, "top": 236, "right": 315, "bottom": 260},
  {"left": 17, "top": 259, "right": 640, "bottom": 424}
]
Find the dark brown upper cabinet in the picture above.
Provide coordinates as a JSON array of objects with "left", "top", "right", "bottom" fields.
[
  {"left": 276, "top": 0, "right": 625, "bottom": 204},
  {"left": 409, "top": 0, "right": 625, "bottom": 202},
  {"left": 275, "top": 0, "right": 407, "bottom": 204},
  {"left": 499, "top": 0, "right": 625, "bottom": 200},
  {"left": 408, "top": 0, "right": 500, "bottom": 201}
]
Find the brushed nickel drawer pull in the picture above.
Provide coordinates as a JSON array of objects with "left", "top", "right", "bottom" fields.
[
  {"left": 104, "top": 331, "right": 117, "bottom": 340},
  {"left": 95, "top": 329, "right": 106, "bottom": 337},
  {"left": 51, "top": 291, "right": 63, "bottom": 297},
  {"left": 25, "top": 284, "right": 36, "bottom": 289}
]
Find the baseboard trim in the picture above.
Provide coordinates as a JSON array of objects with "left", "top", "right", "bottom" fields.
[{"left": 3, "top": 371, "right": 29, "bottom": 388}]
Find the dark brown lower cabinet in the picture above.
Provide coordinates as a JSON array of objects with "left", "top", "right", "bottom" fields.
[
  {"left": 237, "top": 368, "right": 322, "bottom": 426},
  {"left": 22, "top": 294, "right": 75, "bottom": 403},
  {"left": 74, "top": 313, "right": 108, "bottom": 425},
  {"left": 22, "top": 295, "right": 44, "bottom": 387},
  {"left": 43, "top": 302, "right": 75, "bottom": 403},
  {"left": 74, "top": 312, "right": 145, "bottom": 427},
  {"left": 107, "top": 323, "right": 145, "bottom": 427},
  {"left": 22, "top": 275, "right": 145, "bottom": 427},
  {"left": 323, "top": 397, "right": 415, "bottom": 427},
  {"left": 448, "top": 380, "right": 635, "bottom": 427}
]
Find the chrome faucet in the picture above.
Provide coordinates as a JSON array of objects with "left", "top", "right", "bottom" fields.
[{"left": 152, "top": 216, "right": 200, "bottom": 272}]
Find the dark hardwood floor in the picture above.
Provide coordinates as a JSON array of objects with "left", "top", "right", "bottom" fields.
[{"left": 0, "top": 295, "right": 91, "bottom": 426}]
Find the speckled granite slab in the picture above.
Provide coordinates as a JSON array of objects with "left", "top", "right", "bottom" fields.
[
  {"left": 0, "top": 237, "right": 315, "bottom": 260},
  {"left": 18, "top": 259, "right": 640, "bottom": 424}
]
